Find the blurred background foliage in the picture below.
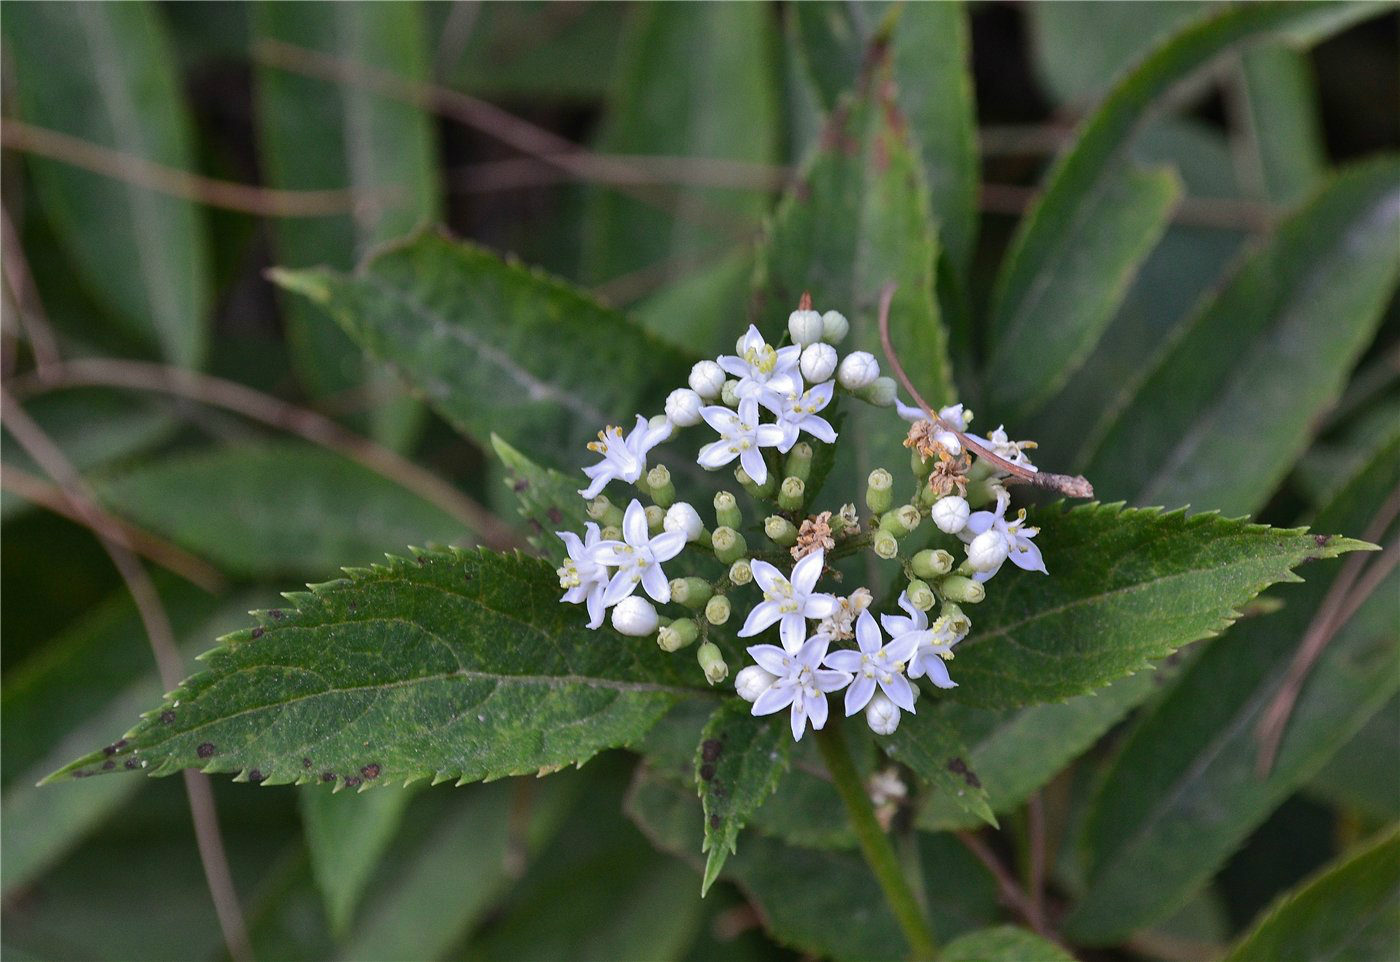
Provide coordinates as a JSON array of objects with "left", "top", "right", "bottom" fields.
[{"left": 2, "top": 2, "right": 1397, "bottom": 960}]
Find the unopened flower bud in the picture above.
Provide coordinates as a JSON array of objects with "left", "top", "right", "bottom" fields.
[
  {"left": 665, "top": 388, "right": 703, "bottom": 427},
  {"left": 821, "top": 310, "right": 850, "bottom": 344},
  {"left": 612, "top": 597, "right": 659, "bottom": 636},
  {"left": 911, "top": 447, "right": 934, "bottom": 480},
  {"left": 789, "top": 308, "right": 824, "bottom": 346},
  {"left": 736, "top": 465, "right": 775, "bottom": 498},
  {"left": 873, "top": 529, "right": 900, "bottom": 560},
  {"left": 664, "top": 502, "right": 704, "bottom": 542},
  {"left": 907, "top": 579, "right": 936, "bottom": 612},
  {"left": 728, "top": 559, "right": 753, "bottom": 586},
  {"left": 721, "top": 379, "right": 742, "bottom": 407},
  {"left": 895, "top": 503, "right": 923, "bottom": 535},
  {"left": 658, "top": 618, "right": 700, "bottom": 652},
  {"left": 600, "top": 524, "right": 622, "bottom": 542},
  {"left": 940, "top": 575, "right": 985, "bottom": 605},
  {"left": 646, "top": 464, "right": 675, "bottom": 508},
  {"left": 712, "top": 526, "right": 748, "bottom": 564},
  {"left": 858, "top": 376, "right": 897, "bottom": 407},
  {"left": 765, "top": 515, "right": 799, "bottom": 547},
  {"left": 644, "top": 504, "right": 666, "bottom": 534},
  {"left": 735, "top": 665, "right": 777, "bottom": 702},
  {"left": 966, "top": 478, "right": 1005, "bottom": 509},
  {"left": 837, "top": 351, "right": 880, "bottom": 390},
  {"left": 689, "top": 360, "right": 726, "bottom": 399},
  {"left": 778, "top": 476, "right": 806, "bottom": 512},
  {"left": 866, "top": 468, "right": 894, "bottom": 515},
  {"left": 800, "top": 342, "right": 838, "bottom": 383},
  {"left": 785, "top": 441, "right": 814, "bottom": 483},
  {"left": 931, "top": 495, "right": 970, "bottom": 534},
  {"left": 866, "top": 692, "right": 901, "bottom": 735},
  {"left": 705, "top": 594, "right": 732, "bottom": 626},
  {"left": 967, "top": 530, "right": 1009, "bottom": 573},
  {"left": 670, "top": 578, "right": 713, "bottom": 609},
  {"left": 714, "top": 491, "right": 742, "bottom": 530},
  {"left": 697, "top": 642, "right": 729, "bottom": 685},
  {"left": 586, "top": 495, "right": 623, "bottom": 528},
  {"left": 648, "top": 414, "right": 674, "bottom": 441},
  {"left": 911, "top": 548, "right": 954, "bottom": 580}
]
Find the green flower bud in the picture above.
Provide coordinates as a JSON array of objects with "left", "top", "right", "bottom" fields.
[
  {"left": 644, "top": 504, "right": 666, "bottom": 535},
  {"left": 764, "top": 514, "right": 799, "bottom": 547},
  {"left": 658, "top": 618, "right": 700, "bottom": 652},
  {"left": 705, "top": 594, "right": 732, "bottom": 626},
  {"left": 714, "top": 491, "right": 742, "bottom": 530},
  {"left": 858, "top": 376, "right": 898, "bottom": 407},
  {"left": 697, "top": 642, "right": 729, "bottom": 685},
  {"left": 941, "top": 575, "right": 986, "bottom": 605},
  {"left": 586, "top": 495, "right": 623, "bottom": 528},
  {"left": 866, "top": 468, "right": 894, "bottom": 514},
  {"left": 735, "top": 466, "right": 775, "bottom": 499},
  {"left": 911, "top": 548, "right": 955, "bottom": 580},
  {"left": 965, "top": 477, "right": 1004, "bottom": 509},
  {"left": 600, "top": 524, "right": 622, "bottom": 542},
  {"left": 729, "top": 559, "right": 753, "bottom": 586},
  {"left": 873, "top": 529, "right": 900, "bottom": 560},
  {"left": 907, "top": 579, "right": 936, "bottom": 612},
  {"left": 645, "top": 464, "right": 675, "bottom": 508},
  {"left": 720, "top": 379, "right": 742, "bottom": 407},
  {"left": 712, "top": 526, "right": 749, "bottom": 564},
  {"left": 785, "top": 442, "right": 814, "bottom": 483},
  {"left": 879, "top": 503, "right": 922, "bottom": 537},
  {"left": 821, "top": 309, "right": 850, "bottom": 344},
  {"left": 911, "top": 447, "right": 934, "bottom": 480},
  {"left": 670, "top": 577, "right": 713, "bottom": 609},
  {"left": 778, "top": 476, "right": 806, "bottom": 512}
]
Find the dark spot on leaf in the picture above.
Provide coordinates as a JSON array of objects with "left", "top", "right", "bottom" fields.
[
  {"left": 322, "top": 772, "right": 336, "bottom": 783},
  {"left": 700, "top": 763, "right": 716, "bottom": 781},
  {"left": 512, "top": 478, "right": 529, "bottom": 493},
  {"left": 115, "top": 739, "right": 127, "bottom": 749},
  {"left": 102, "top": 760, "right": 115, "bottom": 770},
  {"left": 709, "top": 814, "right": 721, "bottom": 829},
  {"left": 104, "top": 745, "right": 118, "bottom": 756},
  {"left": 72, "top": 770, "right": 89, "bottom": 779},
  {"left": 547, "top": 507, "right": 564, "bottom": 525},
  {"left": 361, "top": 764, "right": 381, "bottom": 780},
  {"left": 251, "top": 627, "right": 264, "bottom": 639},
  {"left": 528, "top": 519, "right": 544, "bottom": 534},
  {"left": 701, "top": 739, "right": 723, "bottom": 763},
  {"left": 303, "top": 757, "right": 313, "bottom": 768},
  {"left": 269, "top": 609, "right": 284, "bottom": 620},
  {"left": 196, "top": 743, "right": 216, "bottom": 759},
  {"left": 249, "top": 770, "right": 265, "bottom": 784},
  {"left": 416, "top": 556, "right": 426, "bottom": 566},
  {"left": 1315, "top": 534, "right": 1331, "bottom": 547},
  {"left": 964, "top": 769, "right": 982, "bottom": 789},
  {"left": 947, "top": 757, "right": 967, "bottom": 774},
  {"left": 463, "top": 571, "right": 473, "bottom": 583},
  {"left": 160, "top": 710, "right": 176, "bottom": 724},
  {"left": 348, "top": 602, "right": 358, "bottom": 612},
  {"left": 124, "top": 759, "right": 139, "bottom": 770},
  {"left": 344, "top": 776, "right": 362, "bottom": 788}
]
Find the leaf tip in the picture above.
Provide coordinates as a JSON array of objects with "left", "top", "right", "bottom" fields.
[{"left": 265, "top": 266, "right": 333, "bottom": 305}]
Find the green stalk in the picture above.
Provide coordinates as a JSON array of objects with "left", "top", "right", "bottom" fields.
[{"left": 815, "top": 721, "right": 939, "bottom": 960}]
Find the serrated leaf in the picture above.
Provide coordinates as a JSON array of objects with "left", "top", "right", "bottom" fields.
[
  {"left": 1065, "top": 440, "right": 1400, "bottom": 943},
  {"left": 270, "top": 232, "right": 695, "bottom": 467},
  {"left": 942, "top": 502, "right": 1370, "bottom": 709},
  {"left": 696, "top": 700, "right": 792, "bottom": 895},
  {"left": 490, "top": 434, "right": 590, "bottom": 565},
  {"left": 1082, "top": 159, "right": 1400, "bottom": 516},
  {"left": 941, "top": 925, "right": 1075, "bottom": 962},
  {"left": 881, "top": 704, "right": 996, "bottom": 827},
  {"left": 300, "top": 783, "right": 416, "bottom": 938},
  {"left": 4, "top": 1, "right": 211, "bottom": 366},
  {"left": 50, "top": 549, "right": 710, "bottom": 787},
  {"left": 1224, "top": 829, "right": 1400, "bottom": 962}
]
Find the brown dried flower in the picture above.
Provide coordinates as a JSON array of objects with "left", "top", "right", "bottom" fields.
[{"left": 792, "top": 511, "right": 836, "bottom": 561}]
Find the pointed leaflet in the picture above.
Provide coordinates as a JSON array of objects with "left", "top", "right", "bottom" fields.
[
  {"left": 254, "top": 3, "right": 440, "bottom": 450},
  {"left": 1223, "top": 829, "right": 1400, "bottom": 962},
  {"left": 4, "top": 2, "right": 210, "bottom": 366},
  {"left": 935, "top": 502, "right": 1370, "bottom": 709},
  {"left": 881, "top": 704, "right": 996, "bottom": 827},
  {"left": 696, "top": 701, "right": 791, "bottom": 895},
  {"left": 491, "top": 434, "right": 591, "bottom": 565},
  {"left": 1082, "top": 160, "right": 1400, "bottom": 516},
  {"left": 49, "top": 549, "right": 710, "bottom": 787},
  {"left": 271, "top": 232, "right": 694, "bottom": 468},
  {"left": 985, "top": 3, "right": 1341, "bottom": 421},
  {"left": 941, "top": 926, "right": 1075, "bottom": 962},
  {"left": 1065, "top": 441, "right": 1400, "bottom": 943}
]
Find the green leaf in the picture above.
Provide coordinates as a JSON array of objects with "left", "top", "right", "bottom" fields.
[
  {"left": 3, "top": 1, "right": 211, "bottom": 366},
  {"left": 940, "top": 502, "right": 1370, "bottom": 709},
  {"left": 270, "top": 232, "right": 695, "bottom": 467},
  {"left": 941, "top": 925, "right": 1075, "bottom": 962},
  {"left": 789, "top": 2, "right": 866, "bottom": 111},
  {"left": 253, "top": 2, "right": 441, "bottom": 450},
  {"left": 1305, "top": 694, "right": 1400, "bottom": 821},
  {"left": 90, "top": 440, "right": 469, "bottom": 578},
  {"left": 1081, "top": 159, "right": 1400, "bottom": 516},
  {"left": 1238, "top": 44, "right": 1327, "bottom": 207},
  {"left": 445, "top": 2, "right": 624, "bottom": 101},
  {"left": 1293, "top": 395, "right": 1400, "bottom": 510},
  {"left": 491, "top": 434, "right": 592, "bottom": 564},
  {"left": 987, "top": 2, "right": 1342, "bottom": 421},
  {"left": 1065, "top": 441, "right": 1400, "bottom": 943},
  {"left": 696, "top": 700, "right": 792, "bottom": 895},
  {"left": 882, "top": 703, "right": 996, "bottom": 827},
  {"left": 300, "top": 783, "right": 416, "bottom": 938},
  {"left": 50, "top": 549, "right": 709, "bottom": 787},
  {"left": 1225, "top": 829, "right": 1400, "bottom": 962}
]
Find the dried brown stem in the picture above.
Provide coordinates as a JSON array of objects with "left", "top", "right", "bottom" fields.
[
  {"left": 979, "top": 181, "right": 1277, "bottom": 232},
  {"left": 1027, "top": 793, "right": 1047, "bottom": 929},
  {"left": 1, "top": 204, "right": 61, "bottom": 378},
  {"left": 876, "top": 283, "right": 1094, "bottom": 499},
  {"left": 955, "top": 831, "right": 1053, "bottom": 940},
  {"left": 447, "top": 153, "right": 792, "bottom": 193},
  {"left": 9, "top": 359, "right": 522, "bottom": 551}
]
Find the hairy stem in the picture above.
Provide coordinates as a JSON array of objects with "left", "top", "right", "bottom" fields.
[{"left": 815, "top": 721, "right": 938, "bottom": 960}]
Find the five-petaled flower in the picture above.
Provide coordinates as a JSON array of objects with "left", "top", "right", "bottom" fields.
[
  {"left": 959, "top": 489, "right": 1047, "bottom": 582},
  {"left": 882, "top": 592, "right": 968, "bottom": 689},
  {"left": 738, "top": 549, "right": 839, "bottom": 653},
  {"left": 697, "top": 396, "right": 787, "bottom": 485},
  {"left": 824, "top": 610, "right": 920, "bottom": 721},
  {"left": 556, "top": 521, "right": 611, "bottom": 629},
  {"left": 718, "top": 324, "right": 801, "bottom": 411},
  {"left": 774, "top": 379, "right": 838, "bottom": 452},
  {"left": 747, "top": 636, "right": 853, "bottom": 740},
  {"left": 593, "top": 499, "right": 687, "bottom": 606},
  {"left": 579, "top": 414, "right": 672, "bottom": 499}
]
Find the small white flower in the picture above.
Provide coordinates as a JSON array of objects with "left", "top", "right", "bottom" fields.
[
  {"left": 896, "top": 401, "right": 971, "bottom": 455},
  {"left": 861, "top": 377, "right": 897, "bottom": 407},
  {"left": 735, "top": 665, "right": 777, "bottom": 703},
  {"left": 836, "top": 351, "right": 879, "bottom": 390},
  {"left": 611, "top": 596, "right": 659, "bottom": 636},
  {"left": 738, "top": 549, "right": 840, "bottom": 653},
  {"left": 788, "top": 309, "right": 824, "bottom": 346},
  {"left": 747, "top": 636, "right": 852, "bottom": 741},
  {"left": 718, "top": 325, "right": 801, "bottom": 410},
  {"left": 884, "top": 592, "right": 967, "bottom": 688},
  {"left": 579, "top": 414, "right": 671, "bottom": 499},
  {"left": 799, "top": 342, "right": 838, "bottom": 383},
  {"left": 665, "top": 388, "right": 704, "bottom": 427},
  {"left": 696, "top": 396, "right": 787, "bottom": 485},
  {"left": 593, "top": 500, "right": 687, "bottom": 605},
  {"left": 774, "top": 380, "right": 838, "bottom": 452},
  {"left": 819, "top": 586, "right": 873, "bottom": 641},
  {"left": 931, "top": 496, "right": 970, "bottom": 534},
  {"left": 821, "top": 310, "right": 850, "bottom": 343},
  {"left": 663, "top": 502, "right": 704, "bottom": 542},
  {"left": 556, "top": 522, "right": 611, "bottom": 629},
  {"left": 689, "top": 360, "right": 726, "bottom": 400},
  {"left": 978, "top": 424, "right": 1038, "bottom": 473},
  {"left": 958, "top": 490, "right": 1046, "bottom": 582},
  {"left": 824, "top": 610, "right": 920, "bottom": 719},
  {"left": 866, "top": 693, "right": 901, "bottom": 735}
]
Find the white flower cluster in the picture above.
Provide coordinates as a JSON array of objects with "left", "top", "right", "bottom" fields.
[{"left": 553, "top": 303, "right": 1048, "bottom": 742}]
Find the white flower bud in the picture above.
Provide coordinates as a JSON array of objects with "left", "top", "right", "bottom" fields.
[
  {"left": 837, "top": 351, "right": 880, "bottom": 390},
  {"left": 966, "top": 529, "right": 1009, "bottom": 573},
  {"left": 665, "top": 388, "right": 703, "bottom": 427},
  {"left": 931, "top": 496, "right": 970, "bottom": 534},
  {"left": 720, "top": 379, "right": 742, "bottom": 407},
  {"left": 861, "top": 376, "right": 897, "bottom": 407},
  {"left": 800, "top": 342, "right": 838, "bottom": 383},
  {"left": 735, "top": 665, "right": 777, "bottom": 703},
  {"left": 611, "top": 597, "right": 659, "bottom": 636},
  {"left": 648, "top": 413, "right": 674, "bottom": 440},
  {"left": 689, "top": 360, "right": 726, "bottom": 400},
  {"left": 821, "top": 310, "right": 850, "bottom": 344},
  {"left": 663, "top": 502, "right": 704, "bottom": 542},
  {"left": 788, "top": 309, "right": 824, "bottom": 346},
  {"left": 866, "top": 692, "right": 900, "bottom": 735}
]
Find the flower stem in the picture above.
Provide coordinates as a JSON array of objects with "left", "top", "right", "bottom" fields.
[{"left": 815, "top": 720, "right": 939, "bottom": 960}]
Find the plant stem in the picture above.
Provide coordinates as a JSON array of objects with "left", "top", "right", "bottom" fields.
[{"left": 815, "top": 721, "right": 939, "bottom": 960}]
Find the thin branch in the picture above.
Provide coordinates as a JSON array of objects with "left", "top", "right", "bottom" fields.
[
  {"left": 955, "top": 830, "right": 1052, "bottom": 939},
  {"left": 447, "top": 153, "right": 792, "bottom": 194},
  {"left": 1027, "top": 793, "right": 1047, "bottom": 930},
  {"left": 876, "top": 283, "right": 1095, "bottom": 499},
  {"left": 9, "top": 359, "right": 523, "bottom": 551},
  {"left": 0, "top": 388, "right": 254, "bottom": 962},
  {"left": 1255, "top": 484, "right": 1400, "bottom": 775},
  {"left": 1, "top": 464, "right": 227, "bottom": 592},
  {"left": 2, "top": 119, "right": 380, "bottom": 218},
  {"left": 979, "top": 181, "right": 1278, "bottom": 233},
  {"left": 1, "top": 203, "right": 61, "bottom": 379}
]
